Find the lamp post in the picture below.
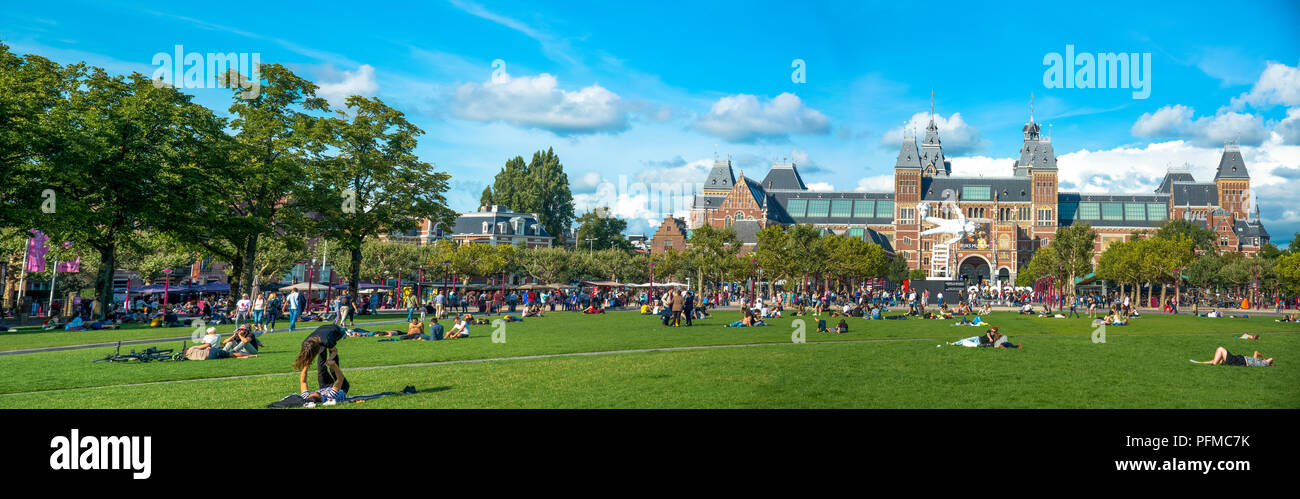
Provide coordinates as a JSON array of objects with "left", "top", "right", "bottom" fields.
[
  {"left": 586, "top": 237, "right": 595, "bottom": 255},
  {"left": 650, "top": 262, "right": 656, "bottom": 298},
  {"left": 750, "top": 259, "right": 757, "bottom": 305}
]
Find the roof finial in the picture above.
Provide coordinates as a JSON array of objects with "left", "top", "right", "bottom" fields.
[
  {"left": 714, "top": 144, "right": 718, "bottom": 160},
  {"left": 930, "top": 89, "right": 935, "bottom": 120},
  {"left": 1029, "top": 93, "right": 1035, "bottom": 123}
]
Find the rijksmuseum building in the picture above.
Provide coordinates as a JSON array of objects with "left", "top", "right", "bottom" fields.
[{"left": 685, "top": 109, "right": 1270, "bottom": 284}]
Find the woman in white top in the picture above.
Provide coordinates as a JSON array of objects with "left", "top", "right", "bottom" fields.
[{"left": 252, "top": 293, "right": 267, "bottom": 332}]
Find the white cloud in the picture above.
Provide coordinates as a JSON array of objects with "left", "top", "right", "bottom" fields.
[
  {"left": 693, "top": 92, "right": 830, "bottom": 142},
  {"left": 1131, "top": 104, "right": 1194, "bottom": 137},
  {"left": 1230, "top": 61, "right": 1300, "bottom": 110},
  {"left": 452, "top": 72, "right": 628, "bottom": 134},
  {"left": 854, "top": 174, "right": 894, "bottom": 192},
  {"left": 1275, "top": 107, "right": 1300, "bottom": 145},
  {"left": 879, "top": 112, "right": 985, "bottom": 154},
  {"left": 1130, "top": 105, "right": 1268, "bottom": 146},
  {"left": 316, "top": 64, "right": 380, "bottom": 109},
  {"left": 572, "top": 158, "right": 713, "bottom": 229},
  {"left": 806, "top": 182, "right": 835, "bottom": 191},
  {"left": 948, "top": 155, "right": 1016, "bottom": 178}
]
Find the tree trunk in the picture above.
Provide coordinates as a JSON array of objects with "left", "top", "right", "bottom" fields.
[
  {"left": 240, "top": 234, "right": 259, "bottom": 303},
  {"left": 349, "top": 238, "right": 363, "bottom": 298},
  {"left": 1159, "top": 281, "right": 1168, "bottom": 311},
  {"left": 93, "top": 244, "right": 116, "bottom": 321}
]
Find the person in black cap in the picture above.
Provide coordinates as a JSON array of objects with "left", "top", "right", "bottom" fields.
[{"left": 293, "top": 324, "right": 350, "bottom": 394}]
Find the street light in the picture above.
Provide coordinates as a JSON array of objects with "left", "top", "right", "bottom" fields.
[{"left": 650, "top": 262, "right": 656, "bottom": 298}]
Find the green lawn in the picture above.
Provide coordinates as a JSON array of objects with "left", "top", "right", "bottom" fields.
[
  {"left": 1, "top": 310, "right": 1297, "bottom": 408},
  {"left": 0, "top": 313, "right": 415, "bottom": 351}
]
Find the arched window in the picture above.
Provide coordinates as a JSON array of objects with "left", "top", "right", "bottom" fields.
[{"left": 735, "top": 211, "right": 744, "bottom": 221}]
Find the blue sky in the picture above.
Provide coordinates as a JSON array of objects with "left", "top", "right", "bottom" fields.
[{"left": 3, "top": 0, "right": 1299, "bottom": 244}]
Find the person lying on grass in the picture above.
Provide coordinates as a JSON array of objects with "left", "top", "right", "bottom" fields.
[
  {"left": 1192, "top": 347, "right": 1273, "bottom": 367},
  {"left": 978, "top": 327, "right": 1021, "bottom": 349},
  {"left": 300, "top": 358, "right": 347, "bottom": 405},
  {"left": 1277, "top": 313, "right": 1297, "bottom": 323},
  {"left": 583, "top": 304, "right": 606, "bottom": 314}
]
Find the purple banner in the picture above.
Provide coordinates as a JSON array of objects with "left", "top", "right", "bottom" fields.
[{"left": 25, "top": 229, "right": 50, "bottom": 273}]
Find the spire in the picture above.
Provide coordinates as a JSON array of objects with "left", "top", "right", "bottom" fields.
[{"left": 1030, "top": 92, "right": 1035, "bottom": 123}]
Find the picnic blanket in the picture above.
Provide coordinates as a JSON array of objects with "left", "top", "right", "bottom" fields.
[{"left": 266, "top": 385, "right": 418, "bottom": 408}]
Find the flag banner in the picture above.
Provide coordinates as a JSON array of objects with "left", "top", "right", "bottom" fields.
[
  {"left": 56, "top": 257, "right": 81, "bottom": 273},
  {"left": 25, "top": 229, "right": 50, "bottom": 273}
]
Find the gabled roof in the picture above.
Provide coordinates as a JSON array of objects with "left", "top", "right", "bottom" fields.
[
  {"left": 1214, "top": 146, "right": 1250, "bottom": 180},
  {"left": 693, "top": 194, "right": 727, "bottom": 210},
  {"left": 732, "top": 220, "right": 762, "bottom": 245},
  {"left": 921, "top": 177, "right": 1032, "bottom": 202},
  {"left": 1170, "top": 182, "right": 1219, "bottom": 207},
  {"left": 1155, "top": 168, "right": 1196, "bottom": 193},
  {"left": 703, "top": 159, "right": 736, "bottom": 191},
  {"left": 760, "top": 161, "right": 807, "bottom": 191},
  {"left": 895, "top": 136, "right": 923, "bottom": 169},
  {"left": 451, "top": 207, "right": 551, "bottom": 237}
]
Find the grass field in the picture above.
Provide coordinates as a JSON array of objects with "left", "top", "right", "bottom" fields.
[{"left": 1, "top": 310, "right": 1297, "bottom": 408}]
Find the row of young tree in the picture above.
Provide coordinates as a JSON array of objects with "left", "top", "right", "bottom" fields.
[
  {"left": 0, "top": 43, "right": 457, "bottom": 320},
  {"left": 1018, "top": 217, "right": 1300, "bottom": 306}
]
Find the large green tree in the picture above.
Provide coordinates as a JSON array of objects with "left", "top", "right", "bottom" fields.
[
  {"left": 573, "top": 209, "right": 630, "bottom": 253},
  {"left": 1052, "top": 222, "right": 1097, "bottom": 294},
  {"left": 307, "top": 95, "right": 456, "bottom": 298},
  {"left": 39, "top": 67, "right": 226, "bottom": 319},
  {"left": 483, "top": 148, "right": 575, "bottom": 242}
]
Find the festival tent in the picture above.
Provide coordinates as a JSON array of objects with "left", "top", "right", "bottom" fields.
[
  {"left": 278, "top": 282, "right": 332, "bottom": 292},
  {"left": 133, "top": 284, "right": 191, "bottom": 294},
  {"left": 581, "top": 280, "right": 623, "bottom": 287},
  {"left": 331, "top": 282, "right": 391, "bottom": 291},
  {"left": 192, "top": 282, "right": 231, "bottom": 293}
]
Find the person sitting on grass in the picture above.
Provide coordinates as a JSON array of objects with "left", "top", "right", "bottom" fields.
[
  {"left": 978, "top": 327, "right": 1021, "bottom": 349},
  {"left": 300, "top": 358, "right": 347, "bottom": 406},
  {"left": 221, "top": 325, "right": 263, "bottom": 354},
  {"left": 446, "top": 317, "right": 471, "bottom": 339},
  {"left": 185, "top": 336, "right": 257, "bottom": 360},
  {"left": 939, "top": 305, "right": 953, "bottom": 320},
  {"left": 1019, "top": 303, "right": 1034, "bottom": 315},
  {"left": 1192, "top": 347, "right": 1273, "bottom": 367},
  {"left": 725, "top": 309, "right": 769, "bottom": 327},
  {"left": 1105, "top": 312, "right": 1127, "bottom": 326},
  {"left": 523, "top": 304, "right": 544, "bottom": 318}
]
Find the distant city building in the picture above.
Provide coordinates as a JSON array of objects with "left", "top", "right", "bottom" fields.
[
  {"left": 446, "top": 205, "right": 554, "bottom": 248},
  {"left": 690, "top": 102, "right": 1268, "bottom": 283},
  {"left": 648, "top": 216, "right": 689, "bottom": 254}
]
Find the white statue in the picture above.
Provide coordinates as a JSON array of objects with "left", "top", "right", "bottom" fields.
[{"left": 919, "top": 200, "right": 974, "bottom": 246}]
